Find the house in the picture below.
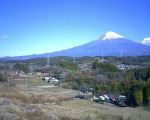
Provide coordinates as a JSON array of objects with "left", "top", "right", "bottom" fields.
[
  {"left": 116, "top": 64, "right": 140, "bottom": 70},
  {"left": 118, "top": 95, "right": 126, "bottom": 102},
  {"left": 48, "top": 77, "right": 59, "bottom": 84},
  {"left": 43, "top": 77, "right": 59, "bottom": 84},
  {"left": 98, "top": 96, "right": 105, "bottom": 101},
  {"left": 44, "top": 77, "right": 51, "bottom": 82},
  {"left": 93, "top": 94, "right": 117, "bottom": 104},
  {"left": 103, "top": 94, "right": 110, "bottom": 100}
]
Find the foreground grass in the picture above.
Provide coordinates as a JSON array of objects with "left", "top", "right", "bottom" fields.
[
  {"left": 0, "top": 84, "right": 73, "bottom": 120},
  {"left": 0, "top": 83, "right": 132, "bottom": 120},
  {"left": 41, "top": 99, "right": 124, "bottom": 120},
  {"left": 144, "top": 105, "right": 150, "bottom": 111},
  {"left": 0, "top": 83, "right": 125, "bottom": 120}
]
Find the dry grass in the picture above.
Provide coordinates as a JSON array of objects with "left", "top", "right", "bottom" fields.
[
  {"left": 0, "top": 83, "right": 73, "bottom": 120},
  {"left": 13, "top": 77, "right": 49, "bottom": 86},
  {"left": 0, "top": 104, "right": 59, "bottom": 120},
  {"left": 0, "top": 86, "right": 73, "bottom": 105},
  {"left": 40, "top": 99, "right": 125, "bottom": 120},
  {"left": 0, "top": 83, "right": 137, "bottom": 120}
]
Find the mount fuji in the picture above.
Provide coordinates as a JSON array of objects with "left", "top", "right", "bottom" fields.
[
  {"left": 49, "top": 31, "right": 150, "bottom": 57},
  {"left": 1, "top": 31, "right": 150, "bottom": 60}
]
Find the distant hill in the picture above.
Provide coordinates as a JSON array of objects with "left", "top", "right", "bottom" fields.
[{"left": 1, "top": 31, "right": 150, "bottom": 60}]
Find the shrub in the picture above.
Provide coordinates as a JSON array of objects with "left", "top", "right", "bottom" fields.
[{"left": 118, "top": 102, "right": 128, "bottom": 107}]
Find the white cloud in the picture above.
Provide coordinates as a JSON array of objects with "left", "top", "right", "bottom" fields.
[
  {"left": 1, "top": 35, "right": 10, "bottom": 39},
  {"left": 141, "top": 37, "right": 150, "bottom": 46}
]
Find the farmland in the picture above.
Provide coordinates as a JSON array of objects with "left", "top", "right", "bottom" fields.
[{"left": 0, "top": 78, "right": 150, "bottom": 120}]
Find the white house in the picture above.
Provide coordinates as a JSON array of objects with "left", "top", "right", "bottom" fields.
[
  {"left": 44, "top": 77, "right": 59, "bottom": 84},
  {"left": 118, "top": 95, "right": 126, "bottom": 102}
]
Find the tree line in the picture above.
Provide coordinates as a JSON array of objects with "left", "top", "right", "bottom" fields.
[{"left": 66, "top": 58, "right": 150, "bottom": 107}]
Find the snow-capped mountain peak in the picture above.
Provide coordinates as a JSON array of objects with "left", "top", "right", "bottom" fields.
[
  {"left": 101, "top": 31, "right": 124, "bottom": 40},
  {"left": 141, "top": 37, "right": 150, "bottom": 46}
]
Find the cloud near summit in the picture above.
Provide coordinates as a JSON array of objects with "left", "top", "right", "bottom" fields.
[{"left": 141, "top": 37, "right": 150, "bottom": 46}]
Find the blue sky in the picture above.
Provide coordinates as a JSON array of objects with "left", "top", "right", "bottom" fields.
[{"left": 0, "top": 0, "right": 150, "bottom": 57}]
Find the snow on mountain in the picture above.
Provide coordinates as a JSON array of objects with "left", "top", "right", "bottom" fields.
[
  {"left": 141, "top": 37, "right": 150, "bottom": 46},
  {"left": 101, "top": 31, "right": 124, "bottom": 40}
]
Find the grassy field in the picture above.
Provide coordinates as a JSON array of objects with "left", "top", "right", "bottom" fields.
[
  {"left": 0, "top": 80, "right": 150, "bottom": 120},
  {"left": 12, "top": 76, "right": 49, "bottom": 86}
]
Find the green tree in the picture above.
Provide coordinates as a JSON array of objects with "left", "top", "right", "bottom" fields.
[
  {"left": 59, "top": 62, "right": 77, "bottom": 71},
  {"left": 92, "top": 59, "right": 100, "bottom": 69},
  {"left": 76, "top": 77, "right": 85, "bottom": 85},
  {"left": 101, "top": 63, "right": 118, "bottom": 72},
  {"left": 0, "top": 72, "right": 6, "bottom": 81},
  {"left": 145, "top": 79, "right": 150, "bottom": 105},
  {"left": 93, "top": 84, "right": 102, "bottom": 96},
  {"left": 134, "top": 90, "right": 143, "bottom": 106},
  {"left": 122, "top": 70, "right": 136, "bottom": 106},
  {"left": 14, "top": 63, "right": 29, "bottom": 74},
  {"left": 146, "top": 87, "right": 150, "bottom": 105},
  {"left": 108, "top": 80, "right": 119, "bottom": 93}
]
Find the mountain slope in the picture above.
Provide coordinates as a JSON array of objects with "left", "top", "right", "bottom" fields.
[{"left": 49, "top": 32, "right": 150, "bottom": 57}]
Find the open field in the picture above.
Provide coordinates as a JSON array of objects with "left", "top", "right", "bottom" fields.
[{"left": 0, "top": 78, "right": 150, "bottom": 120}]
